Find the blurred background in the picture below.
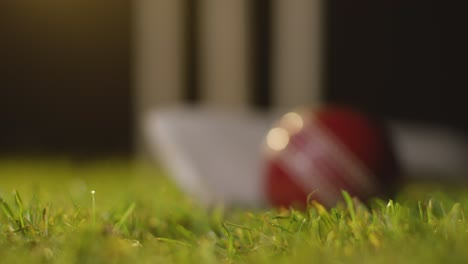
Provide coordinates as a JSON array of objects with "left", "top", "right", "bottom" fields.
[{"left": 0, "top": 0, "right": 465, "bottom": 158}]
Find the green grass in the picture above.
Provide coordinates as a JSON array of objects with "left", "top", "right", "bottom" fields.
[{"left": 1, "top": 159, "right": 468, "bottom": 263}]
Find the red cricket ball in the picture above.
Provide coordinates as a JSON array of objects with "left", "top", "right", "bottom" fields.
[{"left": 263, "top": 106, "right": 400, "bottom": 208}]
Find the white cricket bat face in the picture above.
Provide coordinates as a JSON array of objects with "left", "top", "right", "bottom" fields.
[
  {"left": 144, "top": 106, "right": 468, "bottom": 207},
  {"left": 144, "top": 106, "right": 279, "bottom": 207}
]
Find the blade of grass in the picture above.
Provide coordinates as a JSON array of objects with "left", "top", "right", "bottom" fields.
[
  {"left": 342, "top": 191, "right": 356, "bottom": 222},
  {"left": 155, "top": 237, "right": 193, "bottom": 248},
  {"left": 0, "top": 197, "right": 15, "bottom": 220},
  {"left": 14, "top": 190, "right": 26, "bottom": 230},
  {"left": 43, "top": 207, "right": 48, "bottom": 237},
  {"left": 91, "top": 190, "right": 96, "bottom": 227},
  {"left": 114, "top": 202, "right": 136, "bottom": 232}
]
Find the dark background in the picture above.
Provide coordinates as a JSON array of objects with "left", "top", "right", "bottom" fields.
[
  {"left": 325, "top": 1, "right": 466, "bottom": 131},
  {"left": 0, "top": 1, "right": 465, "bottom": 157},
  {"left": 0, "top": 1, "right": 132, "bottom": 156}
]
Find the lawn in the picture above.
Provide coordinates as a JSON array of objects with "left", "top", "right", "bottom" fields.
[{"left": 1, "top": 159, "right": 468, "bottom": 263}]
